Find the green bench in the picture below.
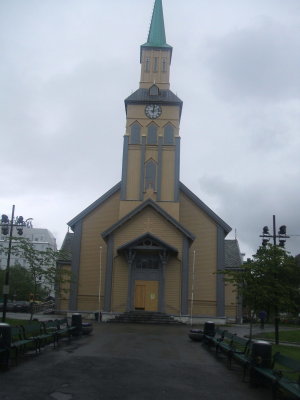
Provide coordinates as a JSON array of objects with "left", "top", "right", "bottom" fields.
[
  {"left": 21, "top": 322, "right": 56, "bottom": 352},
  {"left": 216, "top": 331, "right": 236, "bottom": 355},
  {"left": 253, "top": 352, "right": 300, "bottom": 399},
  {"left": 226, "top": 335, "right": 252, "bottom": 379},
  {"left": 203, "top": 327, "right": 227, "bottom": 347},
  {"left": 10, "top": 326, "right": 37, "bottom": 364},
  {"left": 55, "top": 318, "right": 76, "bottom": 344}
]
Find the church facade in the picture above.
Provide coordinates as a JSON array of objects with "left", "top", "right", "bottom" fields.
[{"left": 58, "top": 0, "right": 242, "bottom": 322}]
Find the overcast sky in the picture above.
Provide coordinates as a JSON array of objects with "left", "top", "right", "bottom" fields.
[{"left": 1, "top": 0, "right": 300, "bottom": 258}]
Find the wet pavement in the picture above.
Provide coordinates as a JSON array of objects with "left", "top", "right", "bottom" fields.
[{"left": 0, "top": 321, "right": 272, "bottom": 400}]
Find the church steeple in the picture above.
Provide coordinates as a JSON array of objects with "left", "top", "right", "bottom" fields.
[
  {"left": 139, "top": 0, "right": 172, "bottom": 90},
  {"left": 120, "top": 0, "right": 182, "bottom": 219},
  {"left": 142, "top": 0, "right": 171, "bottom": 49}
]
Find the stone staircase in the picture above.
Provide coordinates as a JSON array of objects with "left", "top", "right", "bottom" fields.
[{"left": 108, "top": 311, "right": 183, "bottom": 325}]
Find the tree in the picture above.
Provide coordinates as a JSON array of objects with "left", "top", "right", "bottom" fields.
[
  {"left": 1, "top": 237, "right": 71, "bottom": 319},
  {"left": 221, "top": 244, "right": 300, "bottom": 343}
]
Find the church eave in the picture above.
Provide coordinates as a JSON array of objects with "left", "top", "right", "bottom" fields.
[
  {"left": 102, "top": 198, "right": 195, "bottom": 242},
  {"left": 179, "top": 182, "right": 232, "bottom": 235},
  {"left": 117, "top": 232, "right": 178, "bottom": 255},
  {"left": 67, "top": 182, "right": 121, "bottom": 230}
]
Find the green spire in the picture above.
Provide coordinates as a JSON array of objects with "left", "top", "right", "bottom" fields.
[{"left": 142, "top": 0, "right": 171, "bottom": 48}]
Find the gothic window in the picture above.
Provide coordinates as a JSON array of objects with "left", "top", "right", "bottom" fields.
[
  {"left": 162, "top": 57, "right": 167, "bottom": 72},
  {"left": 164, "top": 124, "right": 174, "bottom": 145},
  {"left": 153, "top": 57, "right": 158, "bottom": 72},
  {"left": 149, "top": 84, "right": 159, "bottom": 96},
  {"left": 147, "top": 124, "right": 157, "bottom": 145},
  {"left": 130, "top": 123, "right": 141, "bottom": 144},
  {"left": 135, "top": 254, "right": 159, "bottom": 270},
  {"left": 145, "top": 57, "right": 150, "bottom": 72},
  {"left": 145, "top": 160, "right": 157, "bottom": 191}
]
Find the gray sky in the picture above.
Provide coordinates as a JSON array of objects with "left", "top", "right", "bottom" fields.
[{"left": 1, "top": 0, "right": 300, "bottom": 258}]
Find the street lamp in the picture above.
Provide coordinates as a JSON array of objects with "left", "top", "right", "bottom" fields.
[
  {"left": 259, "top": 215, "right": 290, "bottom": 344},
  {"left": 1, "top": 205, "right": 27, "bottom": 322}
]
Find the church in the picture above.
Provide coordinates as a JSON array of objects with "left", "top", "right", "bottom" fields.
[{"left": 58, "top": 0, "right": 242, "bottom": 323}]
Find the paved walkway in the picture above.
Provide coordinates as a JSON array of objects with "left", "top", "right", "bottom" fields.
[{"left": 1, "top": 322, "right": 271, "bottom": 400}]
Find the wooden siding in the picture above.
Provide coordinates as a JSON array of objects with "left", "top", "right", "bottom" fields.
[
  {"left": 179, "top": 191, "right": 217, "bottom": 316},
  {"left": 161, "top": 147, "right": 175, "bottom": 201},
  {"left": 225, "top": 282, "right": 238, "bottom": 318},
  {"left": 140, "top": 49, "right": 171, "bottom": 90},
  {"left": 77, "top": 190, "right": 120, "bottom": 311},
  {"left": 57, "top": 264, "right": 71, "bottom": 310},
  {"left": 112, "top": 206, "right": 183, "bottom": 312}
]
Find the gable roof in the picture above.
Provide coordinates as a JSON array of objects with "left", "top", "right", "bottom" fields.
[
  {"left": 179, "top": 182, "right": 232, "bottom": 235},
  {"left": 224, "top": 239, "right": 243, "bottom": 269},
  {"left": 68, "top": 182, "right": 121, "bottom": 230},
  {"left": 57, "top": 231, "right": 74, "bottom": 263},
  {"left": 117, "top": 232, "right": 178, "bottom": 255},
  {"left": 102, "top": 198, "right": 195, "bottom": 242}
]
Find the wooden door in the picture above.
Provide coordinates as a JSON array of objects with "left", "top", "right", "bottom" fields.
[{"left": 134, "top": 280, "right": 159, "bottom": 311}]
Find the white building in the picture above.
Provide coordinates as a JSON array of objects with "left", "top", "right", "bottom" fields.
[{"left": 0, "top": 226, "right": 57, "bottom": 270}]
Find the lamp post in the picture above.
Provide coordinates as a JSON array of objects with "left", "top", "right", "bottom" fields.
[
  {"left": 259, "top": 215, "right": 290, "bottom": 344},
  {"left": 1, "top": 205, "right": 27, "bottom": 322}
]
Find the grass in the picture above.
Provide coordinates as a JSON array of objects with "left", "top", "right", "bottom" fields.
[
  {"left": 5, "top": 318, "right": 32, "bottom": 326},
  {"left": 254, "top": 329, "right": 300, "bottom": 343}
]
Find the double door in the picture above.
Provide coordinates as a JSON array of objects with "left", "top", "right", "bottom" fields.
[{"left": 134, "top": 280, "right": 159, "bottom": 311}]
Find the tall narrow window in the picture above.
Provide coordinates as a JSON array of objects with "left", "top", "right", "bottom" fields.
[
  {"left": 147, "top": 124, "right": 157, "bottom": 145},
  {"left": 164, "top": 124, "right": 174, "bottom": 145},
  {"left": 149, "top": 84, "right": 159, "bottom": 96},
  {"left": 130, "top": 123, "right": 141, "bottom": 144},
  {"left": 145, "top": 57, "right": 150, "bottom": 72},
  {"left": 153, "top": 57, "right": 158, "bottom": 72},
  {"left": 145, "top": 160, "right": 157, "bottom": 191},
  {"left": 162, "top": 58, "right": 167, "bottom": 73}
]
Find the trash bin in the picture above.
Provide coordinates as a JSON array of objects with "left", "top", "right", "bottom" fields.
[
  {"left": 0, "top": 323, "right": 11, "bottom": 367},
  {"left": 204, "top": 321, "right": 215, "bottom": 337},
  {"left": 71, "top": 313, "right": 82, "bottom": 336},
  {"left": 82, "top": 322, "right": 93, "bottom": 335},
  {"left": 250, "top": 340, "right": 272, "bottom": 385},
  {"left": 0, "top": 323, "right": 11, "bottom": 348}
]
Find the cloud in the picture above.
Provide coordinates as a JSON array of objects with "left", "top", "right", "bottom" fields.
[{"left": 206, "top": 19, "right": 300, "bottom": 102}]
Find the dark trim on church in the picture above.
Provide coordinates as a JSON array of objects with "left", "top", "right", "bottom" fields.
[
  {"left": 120, "top": 136, "right": 129, "bottom": 200},
  {"left": 68, "top": 182, "right": 121, "bottom": 230},
  {"left": 179, "top": 182, "right": 232, "bottom": 234},
  {"left": 102, "top": 198, "right": 195, "bottom": 241}
]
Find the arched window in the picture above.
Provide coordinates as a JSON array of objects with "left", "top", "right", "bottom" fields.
[
  {"left": 162, "top": 57, "right": 167, "bottom": 73},
  {"left": 130, "top": 123, "right": 141, "bottom": 144},
  {"left": 145, "top": 57, "right": 150, "bottom": 72},
  {"left": 145, "top": 160, "right": 157, "bottom": 191},
  {"left": 147, "top": 124, "right": 157, "bottom": 145},
  {"left": 164, "top": 124, "right": 174, "bottom": 145}
]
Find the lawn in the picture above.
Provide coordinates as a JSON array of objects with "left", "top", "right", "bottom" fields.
[{"left": 254, "top": 329, "right": 300, "bottom": 343}]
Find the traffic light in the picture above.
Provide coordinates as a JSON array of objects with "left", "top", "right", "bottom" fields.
[
  {"left": 279, "top": 225, "right": 287, "bottom": 235},
  {"left": 17, "top": 228, "right": 23, "bottom": 235},
  {"left": 263, "top": 226, "right": 269, "bottom": 235}
]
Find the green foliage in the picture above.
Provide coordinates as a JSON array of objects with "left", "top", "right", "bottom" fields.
[
  {"left": 222, "top": 244, "right": 300, "bottom": 318},
  {"left": 1, "top": 237, "right": 71, "bottom": 303}
]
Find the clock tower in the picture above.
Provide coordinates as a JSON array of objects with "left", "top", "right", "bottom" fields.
[{"left": 120, "top": 0, "right": 183, "bottom": 220}]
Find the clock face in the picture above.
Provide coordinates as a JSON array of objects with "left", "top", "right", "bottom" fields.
[{"left": 145, "top": 104, "right": 162, "bottom": 119}]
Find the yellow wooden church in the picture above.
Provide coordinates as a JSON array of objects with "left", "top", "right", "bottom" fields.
[{"left": 58, "top": 0, "right": 242, "bottom": 323}]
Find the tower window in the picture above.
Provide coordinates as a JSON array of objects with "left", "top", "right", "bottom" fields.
[
  {"left": 130, "top": 123, "right": 141, "bottom": 144},
  {"left": 145, "top": 160, "right": 157, "bottom": 191},
  {"left": 147, "top": 124, "right": 157, "bottom": 145},
  {"left": 149, "top": 85, "right": 159, "bottom": 96},
  {"left": 162, "top": 58, "right": 167, "bottom": 73},
  {"left": 164, "top": 124, "right": 174, "bottom": 145},
  {"left": 145, "top": 57, "right": 150, "bottom": 72},
  {"left": 153, "top": 57, "right": 158, "bottom": 72}
]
